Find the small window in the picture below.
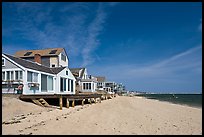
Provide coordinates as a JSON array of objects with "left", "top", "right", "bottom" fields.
[
  {"left": 24, "top": 52, "right": 32, "bottom": 56},
  {"left": 52, "top": 64, "right": 55, "bottom": 67},
  {"left": 61, "top": 54, "right": 66, "bottom": 61},
  {"left": 66, "top": 71, "right": 68, "bottom": 75},
  {"left": 2, "top": 58, "right": 5, "bottom": 66},
  {"left": 49, "top": 50, "right": 57, "bottom": 54}
]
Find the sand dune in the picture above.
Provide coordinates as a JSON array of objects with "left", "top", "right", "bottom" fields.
[{"left": 2, "top": 95, "right": 202, "bottom": 135}]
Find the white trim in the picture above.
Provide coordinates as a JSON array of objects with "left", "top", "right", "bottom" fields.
[
  {"left": 2, "top": 54, "right": 25, "bottom": 71},
  {"left": 26, "top": 68, "right": 56, "bottom": 77},
  {"left": 2, "top": 68, "right": 23, "bottom": 71}
]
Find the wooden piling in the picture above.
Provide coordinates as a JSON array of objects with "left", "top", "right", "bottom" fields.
[
  {"left": 59, "top": 96, "right": 63, "bottom": 110},
  {"left": 89, "top": 99, "right": 92, "bottom": 104},
  {"left": 66, "top": 98, "right": 69, "bottom": 108},
  {"left": 82, "top": 99, "right": 84, "bottom": 106},
  {"left": 72, "top": 100, "right": 75, "bottom": 107}
]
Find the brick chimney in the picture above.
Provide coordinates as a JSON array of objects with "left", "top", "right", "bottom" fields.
[{"left": 34, "top": 54, "right": 41, "bottom": 64}]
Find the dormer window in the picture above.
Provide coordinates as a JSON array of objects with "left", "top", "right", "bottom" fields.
[
  {"left": 49, "top": 50, "right": 57, "bottom": 54},
  {"left": 24, "top": 52, "right": 32, "bottom": 56}
]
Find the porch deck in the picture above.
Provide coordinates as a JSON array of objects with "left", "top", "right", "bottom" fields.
[{"left": 19, "top": 93, "right": 114, "bottom": 110}]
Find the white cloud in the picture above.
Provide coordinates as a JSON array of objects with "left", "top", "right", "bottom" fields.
[
  {"left": 81, "top": 3, "right": 107, "bottom": 67},
  {"left": 89, "top": 45, "right": 202, "bottom": 92},
  {"left": 3, "top": 2, "right": 111, "bottom": 67}
]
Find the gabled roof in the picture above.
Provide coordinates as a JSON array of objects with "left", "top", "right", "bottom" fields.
[
  {"left": 3, "top": 53, "right": 65, "bottom": 74},
  {"left": 70, "top": 68, "right": 86, "bottom": 78},
  {"left": 14, "top": 48, "right": 65, "bottom": 58}
]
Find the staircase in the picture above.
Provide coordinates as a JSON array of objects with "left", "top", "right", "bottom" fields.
[{"left": 32, "top": 98, "right": 50, "bottom": 107}]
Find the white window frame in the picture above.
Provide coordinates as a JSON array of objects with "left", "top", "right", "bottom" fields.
[{"left": 2, "top": 58, "right": 5, "bottom": 66}]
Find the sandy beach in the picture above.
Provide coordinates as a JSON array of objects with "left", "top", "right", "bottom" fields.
[{"left": 2, "top": 95, "right": 202, "bottom": 135}]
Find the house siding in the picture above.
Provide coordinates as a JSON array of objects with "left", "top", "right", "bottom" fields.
[
  {"left": 2, "top": 58, "right": 19, "bottom": 69},
  {"left": 50, "top": 56, "right": 58, "bottom": 67}
]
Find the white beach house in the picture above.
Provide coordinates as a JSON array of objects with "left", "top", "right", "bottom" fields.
[
  {"left": 2, "top": 48, "right": 76, "bottom": 95},
  {"left": 70, "top": 68, "right": 97, "bottom": 93}
]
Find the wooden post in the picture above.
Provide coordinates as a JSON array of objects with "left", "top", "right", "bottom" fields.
[
  {"left": 82, "top": 99, "right": 84, "bottom": 106},
  {"left": 72, "top": 100, "right": 75, "bottom": 107},
  {"left": 99, "top": 98, "right": 101, "bottom": 103},
  {"left": 66, "top": 98, "right": 69, "bottom": 108},
  {"left": 59, "top": 96, "right": 63, "bottom": 110},
  {"left": 89, "top": 99, "right": 92, "bottom": 104},
  {"left": 94, "top": 98, "right": 96, "bottom": 104}
]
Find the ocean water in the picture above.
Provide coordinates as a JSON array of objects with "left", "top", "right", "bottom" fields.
[{"left": 135, "top": 94, "right": 202, "bottom": 108}]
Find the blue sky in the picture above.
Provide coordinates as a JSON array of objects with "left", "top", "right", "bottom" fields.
[{"left": 2, "top": 2, "right": 202, "bottom": 93}]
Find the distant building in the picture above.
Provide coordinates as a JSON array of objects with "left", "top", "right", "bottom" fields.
[
  {"left": 104, "top": 81, "right": 117, "bottom": 93},
  {"left": 95, "top": 76, "right": 106, "bottom": 90},
  {"left": 70, "top": 68, "right": 97, "bottom": 93}
]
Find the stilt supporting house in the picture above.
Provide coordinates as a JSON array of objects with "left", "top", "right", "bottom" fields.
[
  {"left": 59, "top": 96, "right": 63, "bottom": 110},
  {"left": 72, "top": 100, "right": 75, "bottom": 107},
  {"left": 66, "top": 98, "right": 69, "bottom": 108},
  {"left": 82, "top": 99, "right": 84, "bottom": 106}
]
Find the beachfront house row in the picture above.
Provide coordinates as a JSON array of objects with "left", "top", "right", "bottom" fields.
[
  {"left": 70, "top": 68, "right": 97, "bottom": 93},
  {"left": 14, "top": 48, "right": 68, "bottom": 68},
  {"left": 2, "top": 53, "right": 76, "bottom": 95}
]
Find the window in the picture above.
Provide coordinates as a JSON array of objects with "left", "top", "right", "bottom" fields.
[
  {"left": 60, "top": 77, "right": 66, "bottom": 92},
  {"left": 41, "top": 74, "right": 53, "bottom": 92},
  {"left": 19, "top": 71, "right": 23, "bottom": 79},
  {"left": 15, "top": 71, "right": 18, "bottom": 80},
  {"left": 2, "top": 58, "right": 5, "bottom": 66},
  {"left": 83, "top": 83, "right": 91, "bottom": 90},
  {"left": 66, "top": 71, "right": 68, "bottom": 75},
  {"left": 27, "top": 71, "right": 32, "bottom": 82},
  {"left": 71, "top": 80, "right": 73, "bottom": 92},
  {"left": 61, "top": 54, "right": 66, "bottom": 61},
  {"left": 33, "top": 73, "right": 38, "bottom": 82},
  {"left": 47, "top": 76, "right": 53, "bottom": 90},
  {"left": 11, "top": 71, "right": 14, "bottom": 80},
  {"left": 49, "top": 50, "right": 57, "bottom": 54},
  {"left": 6, "top": 71, "right": 10, "bottom": 80},
  {"left": 27, "top": 71, "right": 38, "bottom": 82},
  {"left": 67, "top": 79, "right": 70, "bottom": 91},
  {"left": 41, "top": 74, "right": 47, "bottom": 91},
  {"left": 24, "top": 52, "right": 32, "bottom": 56},
  {"left": 2, "top": 72, "right": 5, "bottom": 80},
  {"left": 15, "top": 71, "right": 23, "bottom": 80}
]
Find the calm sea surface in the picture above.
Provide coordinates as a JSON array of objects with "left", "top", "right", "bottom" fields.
[{"left": 135, "top": 94, "right": 202, "bottom": 108}]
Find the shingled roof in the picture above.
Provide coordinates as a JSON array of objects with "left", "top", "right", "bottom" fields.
[
  {"left": 70, "top": 68, "right": 86, "bottom": 79},
  {"left": 95, "top": 76, "right": 106, "bottom": 82},
  {"left": 14, "top": 48, "right": 65, "bottom": 58},
  {"left": 3, "top": 53, "right": 65, "bottom": 74}
]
